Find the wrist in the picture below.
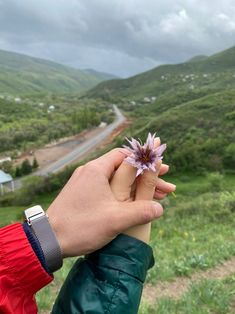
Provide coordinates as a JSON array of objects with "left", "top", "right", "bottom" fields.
[
  {"left": 24, "top": 205, "right": 63, "bottom": 272},
  {"left": 124, "top": 222, "right": 151, "bottom": 244},
  {"left": 47, "top": 212, "right": 68, "bottom": 258}
]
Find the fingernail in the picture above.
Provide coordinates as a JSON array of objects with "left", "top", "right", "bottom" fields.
[
  {"left": 152, "top": 201, "right": 163, "bottom": 217},
  {"left": 170, "top": 183, "right": 176, "bottom": 190}
]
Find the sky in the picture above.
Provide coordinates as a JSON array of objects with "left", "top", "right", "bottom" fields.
[{"left": 0, "top": 0, "right": 235, "bottom": 77}]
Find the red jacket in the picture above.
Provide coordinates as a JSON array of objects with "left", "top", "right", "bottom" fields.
[{"left": 0, "top": 223, "right": 53, "bottom": 314}]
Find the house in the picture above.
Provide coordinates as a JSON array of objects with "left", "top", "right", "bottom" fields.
[
  {"left": 0, "top": 170, "right": 14, "bottom": 195},
  {"left": 143, "top": 97, "right": 151, "bottom": 103},
  {"left": 99, "top": 122, "right": 107, "bottom": 128},
  {"left": 14, "top": 97, "right": 22, "bottom": 103},
  {"left": 0, "top": 157, "right": 12, "bottom": 164}
]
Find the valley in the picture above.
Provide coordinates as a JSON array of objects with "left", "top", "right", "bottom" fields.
[{"left": 0, "top": 45, "right": 235, "bottom": 314}]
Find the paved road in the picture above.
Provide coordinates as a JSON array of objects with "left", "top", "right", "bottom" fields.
[
  {"left": 37, "top": 105, "right": 125, "bottom": 176},
  {"left": 13, "top": 105, "right": 125, "bottom": 189}
]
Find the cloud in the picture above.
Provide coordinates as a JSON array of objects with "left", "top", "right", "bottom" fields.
[{"left": 0, "top": 0, "right": 235, "bottom": 77}]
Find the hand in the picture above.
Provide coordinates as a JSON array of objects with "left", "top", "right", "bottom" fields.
[
  {"left": 47, "top": 148, "right": 163, "bottom": 258},
  {"left": 110, "top": 137, "right": 176, "bottom": 243}
]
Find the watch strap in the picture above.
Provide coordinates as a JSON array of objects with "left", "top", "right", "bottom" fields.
[
  {"left": 31, "top": 215, "right": 63, "bottom": 273},
  {"left": 25, "top": 205, "right": 63, "bottom": 273}
]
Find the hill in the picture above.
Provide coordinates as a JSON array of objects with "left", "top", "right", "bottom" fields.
[
  {"left": 122, "top": 89, "right": 235, "bottom": 172},
  {"left": 85, "top": 45, "right": 235, "bottom": 173},
  {"left": 187, "top": 55, "right": 208, "bottom": 63},
  {"left": 86, "top": 46, "right": 235, "bottom": 99},
  {"left": 0, "top": 50, "right": 112, "bottom": 94},
  {"left": 84, "top": 69, "right": 118, "bottom": 81}
]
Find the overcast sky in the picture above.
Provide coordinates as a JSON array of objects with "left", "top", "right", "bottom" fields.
[{"left": 0, "top": 0, "right": 235, "bottom": 77}]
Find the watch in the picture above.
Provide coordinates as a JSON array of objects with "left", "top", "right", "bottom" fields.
[{"left": 24, "top": 205, "right": 63, "bottom": 273}]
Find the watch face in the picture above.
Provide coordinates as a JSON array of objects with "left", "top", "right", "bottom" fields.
[{"left": 25, "top": 205, "right": 45, "bottom": 224}]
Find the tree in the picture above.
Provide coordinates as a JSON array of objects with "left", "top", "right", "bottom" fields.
[
  {"left": 15, "top": 166, "right": 22, "bottom": 177},
  {"left": 32, "top": 157, "right": 39, "bottom": 169},
  {"left": 0, "top": 160, "right": 13, "bottom": 175},
  {"left": 21, "top": 159, "right": 32, "bottom": 175}
]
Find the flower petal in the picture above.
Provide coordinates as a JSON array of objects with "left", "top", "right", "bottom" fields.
[
  {"left": 155, "top": 144, "right": 167, "bottom": 156},
  {"left": 136, "top": 168, "right": 144, "bottom": 177}
]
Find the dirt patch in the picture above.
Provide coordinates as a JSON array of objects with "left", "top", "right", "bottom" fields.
[
  {"left": 143, "top": 256, "right": 235, "bottom": 304},
  {"left": 13, "top": 127, "right": 106, "bottom": 169},
  {"left": 14, "top": 120, "right": 130, "bottom": 172},
  {"left": 69, "top": 120, "right": 131, "bottom": 165}
]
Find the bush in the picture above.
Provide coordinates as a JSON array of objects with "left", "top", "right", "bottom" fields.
[{"left": 207, "top": 172, "right": 224, "bottom": 192}]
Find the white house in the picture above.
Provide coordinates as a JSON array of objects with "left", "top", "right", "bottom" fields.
[
  {"left": 99, "top": 122, "right": 107, "bottom": 128},
  {"left": 0, "top": 170, "right": 14, "bottom": 195},
  {"left": 0, "top": 157, "right": 12, "bottom": 164},
  {"left": 143, "top": 97, "right": 151, "bottom": 103}
]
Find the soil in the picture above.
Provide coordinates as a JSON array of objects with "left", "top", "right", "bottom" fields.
[
  {"left": 13, "top": 121, "right": 129, "bottom": 170},
  {"left": 143, "top": 256, "right": 235, "bottom": 304}
]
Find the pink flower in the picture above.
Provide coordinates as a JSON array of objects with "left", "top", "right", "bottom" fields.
[{"left": 123, "top": 133, "right": 167, "bottom": 176}]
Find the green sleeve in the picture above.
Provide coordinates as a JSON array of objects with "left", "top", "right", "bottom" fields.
[{"left": 52, "top": 234, "right": 154, "bottom": 314}]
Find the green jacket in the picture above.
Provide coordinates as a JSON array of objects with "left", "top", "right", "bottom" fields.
[{"left": 52, "top": 234, "right": 154, "bottom": 314}]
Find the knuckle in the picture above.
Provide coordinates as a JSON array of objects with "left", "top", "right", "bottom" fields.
[
  {"left": 84, "top": 161, "right": 100, "bottom": 174},
  {"left": 141, "top": 204, "right": 155, "bottom": 223},
  {"left": 142, "top": 174, "right": 158, "bottom": 188},
  {"left": 112, "top": 147, "right": 121, "bottom": 153},
  {"left": 74, "top": 166, "right": 82, "bottom": 176}
]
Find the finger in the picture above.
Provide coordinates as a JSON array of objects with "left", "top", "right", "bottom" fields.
[
  {"left": 159, "top": 164, "right": 169, "bottom": 176},
  {"left": 111, "top": 136, "right": 161, "bottom": 201},
  {"left": 154, "top": 137, "right": 161, "bottom": 147},
  {"left": 135, "top": 160, "right": 162, "bottom": 201},
  {"left": 114, "top": 200, "right": 163, "bottom": 232},
  {"left": 154, "top": 190, "right": 167, "bottom": 200},
  {"left": 110, "top": 160, "right": 137, "bottom": 201},
  {"left": 134, "top": 137, "right": 162, "bottom": 201},
  {"left": 96, "top": 148, "right": 131, "bottom": 178},
  {"left": 155, "top": 178, "right": 176, "bottom": 193}
]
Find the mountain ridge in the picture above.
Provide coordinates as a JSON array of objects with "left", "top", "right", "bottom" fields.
[
  {"left": 86, "top": 45, "right": 235, "bottom": 99},
  {"left": 0, "top": 49, "right": 115, "bottom": 94}
]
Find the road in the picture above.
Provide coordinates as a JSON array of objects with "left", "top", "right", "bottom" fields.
[
  {"left": 13, "top": 105, "right": 125, "bottom": 189},
  {"left": 36, "top": 105, "right": 125, "bottom": 175}
]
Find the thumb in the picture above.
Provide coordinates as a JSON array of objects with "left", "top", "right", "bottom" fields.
[{"left": 116, "top": 200, "right": 163, "bottom": 232}]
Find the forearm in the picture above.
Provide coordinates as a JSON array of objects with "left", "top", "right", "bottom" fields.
[
  {"left": 0, "top": 223, "right": 53, "bottom": 314},
  {"left": 52, "top": 234, "right": 154, "bottom": 314}
]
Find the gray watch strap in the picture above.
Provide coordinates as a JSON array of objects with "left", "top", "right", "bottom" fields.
[{"left": 31, "top": 215, "right": 63, "bottom": 273}]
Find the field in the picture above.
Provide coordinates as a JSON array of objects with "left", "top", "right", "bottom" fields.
[{"left": 1, "top": 173, "right": 234, "bottom": 313}]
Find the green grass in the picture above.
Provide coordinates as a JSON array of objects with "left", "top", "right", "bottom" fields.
[
  {"left": 0, "top": 194, "right": 54, "bottom": 227},
  {"left": 139, "top": 275, "right": 235, "bottom": 314}
]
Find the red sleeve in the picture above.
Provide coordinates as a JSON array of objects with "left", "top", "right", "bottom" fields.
[{"left": 0, "top": 223, "right": 53, "bottom": 314}]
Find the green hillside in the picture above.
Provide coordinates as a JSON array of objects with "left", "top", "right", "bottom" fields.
[
  {"left": 187, "top": 55, "right": 208, "bottom": 63},
  {"left": 122, "top": 90, "right": 235, "bottom": 173},
  {"left": 84, "top": 45, "right": 235, "bottom": 173},
  {"left": 84, "top": 69, "right": 118, "bottom": 81},
  {"left": 86, "top": 46, "right": 235, "bottom": 99},
  {"left": 0, "top": 50, "right": 112, "bottom": 94}
]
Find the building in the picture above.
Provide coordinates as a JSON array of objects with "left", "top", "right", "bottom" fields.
[
  {"left": 0, "top": 170, "right": 14, "bottom": 195},
  {"left": 0, "top": 157, "right": 12, "bottom": 164}
]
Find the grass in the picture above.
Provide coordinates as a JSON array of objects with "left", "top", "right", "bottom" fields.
[
  {"left": 139, "top": 275, "right": 235, "bottom": 314},
  {"left": 0, "top": 173, "right": 235, "bottom": 313}
]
